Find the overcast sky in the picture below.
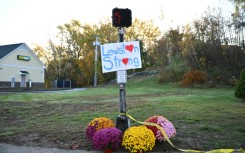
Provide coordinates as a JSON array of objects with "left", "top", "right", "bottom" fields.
[{"left": 0, "top": 0, "right": 233, "bottom": 47}]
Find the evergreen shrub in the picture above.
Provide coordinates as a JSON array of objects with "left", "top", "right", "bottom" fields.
[{"left": 234, "top": 68, "right": 245, "bottom": 100}]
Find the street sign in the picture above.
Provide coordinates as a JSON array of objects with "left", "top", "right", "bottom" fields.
[
  {"left": 117, "top": 70, "right": 127, "bottom": 83},
  {"left": 93, "top": 41, "right": 100, "bottom": 46}
]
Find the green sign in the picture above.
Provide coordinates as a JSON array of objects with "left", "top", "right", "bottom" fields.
[{"left": 17, "top": 55, "right": 30, "bottom": 61}]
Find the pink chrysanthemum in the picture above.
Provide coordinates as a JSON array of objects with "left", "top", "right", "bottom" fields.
[{"left": 145, "top": 116, "right": 176, "bottom": 141}]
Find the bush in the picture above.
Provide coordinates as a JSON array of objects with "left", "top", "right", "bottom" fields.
[
  {"left": 234, "top": 68, "right": 245, "bottom": 100},
  {"left": 158, "top": 55, "right": 190, "bottom": 83},
  {"left": 181, "top": 70, "right": 207, "bottom": 87},
  {"left": 158, "top": 67, "right": 178, "bottom": 83},
  {"left": 206, "top": 66, "right": 239, "bottom": 86}
]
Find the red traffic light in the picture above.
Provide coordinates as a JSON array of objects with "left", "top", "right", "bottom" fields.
[{"left": 112, "top": 8, "right": 132, "bottom": 28}]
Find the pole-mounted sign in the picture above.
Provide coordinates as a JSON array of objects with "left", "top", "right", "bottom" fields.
[
  {"left": 112, "top": 8, "right": 132, "bottom": 28},
  {"left": 117, "top": 70, "right": 127, "bottom": 84},
  {"left": 100, "top": 41, "right": 142, "bottom": 73}
]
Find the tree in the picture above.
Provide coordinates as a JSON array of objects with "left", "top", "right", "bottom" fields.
[
  {"left": 33, "top": 18, "right": 161, "bottom": 86},
  {"left": 193, "top": 8, "right": 226, "bottom": 45},
  {"left": 152, "top": 35, "right": 169, "bottom": 67},
  {"left": 228, "top": 0, "right": 245, "bottom": 46},
  {"left": 180, "top": 24, "right": 201, "bottom": 70},
  {"left": 153, "top": 27, "right": 191, "bottom": 83},
  {"left": 153, "top": 27, "right": 184, "bottom": 67},
  {"left": 126, "top": 19, "right": 161, "bottom": 67},
  {"left": 57, "top": 20, "right": 95, "bottom": 86},
  {"left": 234, "top": 68, "right": 245, "bottom": 100}
]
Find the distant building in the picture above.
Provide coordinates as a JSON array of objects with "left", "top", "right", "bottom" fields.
[{"left": 0, "top": 43, "right": 46, "bottom": 88}]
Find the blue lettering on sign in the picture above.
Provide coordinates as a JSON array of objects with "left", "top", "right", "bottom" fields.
[
  {"left": 102, "top": 44, "right": 125, "bottom": 56},
  {"left": 133, "top": 46, "right": 140, "bottom": 52},
  {"left": 103, "top": 56, "right": 113, "bottom": 70},
  {"left": 103, "top": 56, "right": 140, "bottom": 69},
  {"left": 101, "top": 42, "right": 141, "bottom": 72},
  {"left": 129, "top": 58, "right": 139, "bottom": 67}
]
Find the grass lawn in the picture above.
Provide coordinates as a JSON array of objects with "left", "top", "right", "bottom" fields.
[{"left": 0, "top": 75, "right": 244, "bottom": 152}]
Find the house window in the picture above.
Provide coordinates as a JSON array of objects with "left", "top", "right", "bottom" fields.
[{"left": 17, "top": 55, "right": 30, "bottom": 61}]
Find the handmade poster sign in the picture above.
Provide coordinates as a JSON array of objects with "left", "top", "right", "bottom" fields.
[{"left": 100, "top": 41, "right": 142, "bottom": 73}]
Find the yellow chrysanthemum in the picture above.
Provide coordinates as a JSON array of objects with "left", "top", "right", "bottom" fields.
[
  {"left": 122, "top": 125, "right": 156, "bottom": 153},
  {"left": 88, "top": 117, "right": 115, "bottom": 130}
]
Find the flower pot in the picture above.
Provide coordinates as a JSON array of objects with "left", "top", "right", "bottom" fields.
[{"left": 104, "top": 148, "right": 113, "bottom": 153}]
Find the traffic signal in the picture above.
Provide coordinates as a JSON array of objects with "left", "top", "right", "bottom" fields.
[{"left": 112, "top": 8, "right": 132, "bottom": 28}]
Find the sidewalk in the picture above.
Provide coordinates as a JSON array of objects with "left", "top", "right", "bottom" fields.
[
  {"left": 0, "top": 143, "right": 177, "bottom": 153},
  {"left": 0, "top": 143, "right": 100, "bottom": 153}
]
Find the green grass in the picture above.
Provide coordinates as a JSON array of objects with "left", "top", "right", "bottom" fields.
[
  {"left": 0, "top": 76, "right": 244, "bottom": 152},
  {"left": 0, "top": 131, "right": 14, "bottom": 136}
]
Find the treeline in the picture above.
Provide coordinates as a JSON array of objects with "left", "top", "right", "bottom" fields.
[
  {"left": 34, "top": 1, "right": 245, "bottom": 87},
  {"left": 34, "top": 19, "right": 160, "bottom": 87}
]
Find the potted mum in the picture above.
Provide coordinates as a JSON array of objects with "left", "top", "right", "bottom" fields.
[
  {"left": 145, "top": 115, "right": 176, "bottom": 141},
  {"left": 86, "top": 117, "right": 115, "bottom": 141},
  {"left": 122, "top": 125, "right": 156, "bottom": 153},
  {"left": 92, "top": 127, "right": 123, "bottom": 153}
]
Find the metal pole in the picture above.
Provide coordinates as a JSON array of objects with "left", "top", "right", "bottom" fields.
[
  {"left": 94, "top": 35, "right": 98, "bottom": 87},
  {"left": 118, "top": 27, "right": 126, "bottom": 114},
  {"left": 116, "top": 27, "right": 130, "bottom": 132}
]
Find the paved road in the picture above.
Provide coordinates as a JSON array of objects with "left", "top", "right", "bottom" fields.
[
  {"left": 33, "top": 88, "right": 88, "bottom": 93},
  {"left": 0, "top": 88, "right": 87, "bottom": 94}
]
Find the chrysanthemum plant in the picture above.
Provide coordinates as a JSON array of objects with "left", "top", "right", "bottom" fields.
[
  {"left": 122, "top": 125, "right": 156, "bottom": 153},
  {"left": 86, "top": 117, "right": 115, "bottom": 141},
  {"left": 145, "top": 116, "right": 176, "bottom": 141},
  {"left": 92, "top": 127, "right": 123, "bottom": 152}
]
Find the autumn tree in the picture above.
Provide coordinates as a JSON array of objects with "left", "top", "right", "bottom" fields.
[
  {"left": 180, "top": 24, "right": 201, "bottom": 70},
  {"left": 227, "top": 0, "right": 245, "bottom": 46},
  {"left": 154, "top": 27, "right": 190, "bottom": 83},
  {"left": 126, "top": 19, "right": 161, "bottom": 68},
  {"left": 34, "top": 18, "right": 161, "bottom": 86}
]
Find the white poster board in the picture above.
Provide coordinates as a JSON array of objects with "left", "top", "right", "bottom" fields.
[{"left": 100, "top": 41, "right": 142, "bottom": 73}]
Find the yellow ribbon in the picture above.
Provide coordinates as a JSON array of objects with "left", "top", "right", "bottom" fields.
[{"left": 120, "top": 113, "right": 244, "bottom": 153}]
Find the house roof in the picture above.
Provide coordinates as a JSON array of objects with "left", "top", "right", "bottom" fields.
[{"left": 0, "top": 43, "right": 24, "bottom": 59}]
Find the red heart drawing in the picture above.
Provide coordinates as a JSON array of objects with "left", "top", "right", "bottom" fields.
[
  {"left": 125, "top": 44, "right": 134, "bottom": 52},
  {"left": 122, "top": 58, "right": 129, "bottom": 65}
]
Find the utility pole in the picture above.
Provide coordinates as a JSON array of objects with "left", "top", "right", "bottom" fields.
[{"left": 93, "top": 35, "right": 100, "bottom": 87}]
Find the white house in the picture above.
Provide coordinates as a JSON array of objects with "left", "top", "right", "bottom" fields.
[{"left": 0, "top": 43, "right": 46, "bottom": 88}]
